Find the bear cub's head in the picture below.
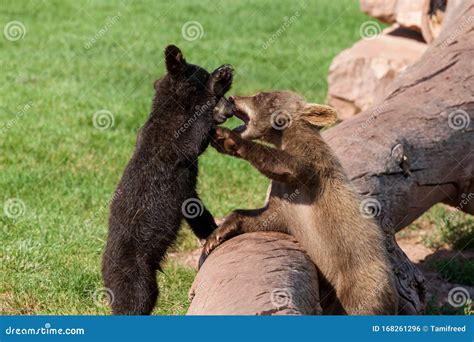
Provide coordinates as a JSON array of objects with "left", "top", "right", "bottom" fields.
[
  {"left": 154, "top": 45, "right": 233, "bottom": 125},
  {"left": 228, "top": 91, "right": 337, "bottom": 143}
]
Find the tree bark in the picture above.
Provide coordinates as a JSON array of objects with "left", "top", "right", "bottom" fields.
[
  {"left": 324, "top": 0, "right": 473, "bottom": 314},
  {"left": 187, "top": 0, "right": 473, "bottom": 315},
  {"left": 187, "top": 232, "right": 322, "bottom": 315}
]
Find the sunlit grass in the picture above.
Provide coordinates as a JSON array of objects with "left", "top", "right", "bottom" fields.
[{"left": 3, "top": 0, "right": 464, "bottom": 315}]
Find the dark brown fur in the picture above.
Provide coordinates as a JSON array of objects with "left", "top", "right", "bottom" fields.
[
  {"left": 201, "top": 91, "right": 398, "bottom": 315},
  {"left": 102, "top": 45, "right": 232, "bottom": 315}
]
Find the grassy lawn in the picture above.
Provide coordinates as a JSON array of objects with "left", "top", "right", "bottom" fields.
[{"left": 1, "top": 0, "right": 471, "bottom": 315}]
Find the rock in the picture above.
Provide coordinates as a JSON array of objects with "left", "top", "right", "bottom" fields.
[
  {"left": 360, "top": 0, "right": 398, "bottom": 24},
  {"left": 187, "top": 232, "right": 322, "bottom": 315},
  {"left": 326, "top": 28, "right": 427, "bottom": 119},
  {"left": 395, "top": 0, "right": 424, "bottom": 31},
  {"left": 360, "top": 0, "right": 424, "bottom": 31}
]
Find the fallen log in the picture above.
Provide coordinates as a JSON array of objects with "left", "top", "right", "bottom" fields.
[
  {"left": 325, "top": 0, "right": 473, "bottom": 313},
  {"left": 187, "top": 232, "right": 322, "bottom": 315},
  {"left": 187, "top": 0, "right": 473, "bottom": 315}
]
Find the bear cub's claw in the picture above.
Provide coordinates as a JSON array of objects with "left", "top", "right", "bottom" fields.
[
  {"left": 208, "top": 64, "right": 233, "bottom": 97},
  {"left": 211, "top": 127, "right": 243, "bottom": 156},
  {"left": 198, "top": 219, "right": 240, "bottom": 269}
]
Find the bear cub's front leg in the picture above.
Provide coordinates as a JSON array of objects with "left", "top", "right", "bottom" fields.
[{"left": 198, "top": 212, "right": 243, "bottom": 268}]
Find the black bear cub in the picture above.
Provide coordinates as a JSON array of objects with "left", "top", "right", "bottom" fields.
[{"left": 102, "top": 45, "right": 233, "bottom": 315}]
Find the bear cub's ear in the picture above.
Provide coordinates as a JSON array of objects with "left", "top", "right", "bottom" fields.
[
  {"left": 302, "top": 103, "right": 338, "bottom": 127},
  {"left": 164, "top": 45, "right": 186, "bottom": 75}
]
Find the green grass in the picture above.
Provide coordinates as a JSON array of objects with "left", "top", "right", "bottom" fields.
[
  {"left": 412, "top": 205, "right": 474, "bottom": 251},
  {"left": 427, "top": 208, "right": 474, "bottom": 250},
  {"left": 425, "top": 299, "right": 473, "bottom": 316},
  {"left": 425, "top": 258, "right": 474, "bottom": 287},
  {"left": 1, "top": 0, "right": 469, "bottom": 315}
]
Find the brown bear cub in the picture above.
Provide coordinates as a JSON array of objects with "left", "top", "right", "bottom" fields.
[
  {"left": 102, "top": 45, "right": 233, "bottom": 315},
  {"left": 201, "top": 91, "right": 398, "bottom": 315}
]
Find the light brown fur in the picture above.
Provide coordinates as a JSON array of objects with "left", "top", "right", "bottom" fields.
[{"left": 201, "top": 90, "right": 398, "bottom": 315}]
